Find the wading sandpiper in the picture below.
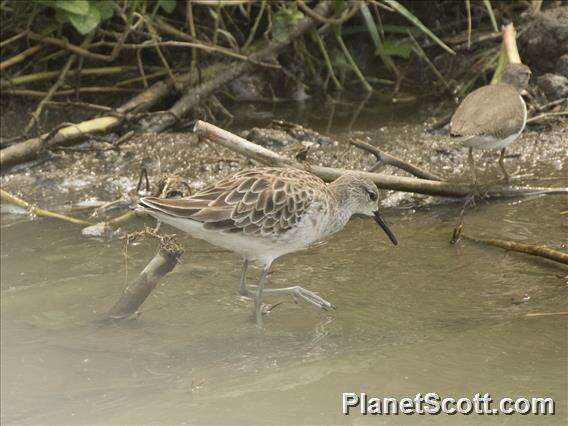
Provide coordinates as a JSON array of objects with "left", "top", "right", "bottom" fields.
[
  {"left": 137, "top": 167, "right": 398, "bottom": 327},
  {"left": 450, "top": 63, "right": 531, "bottom": 183}
]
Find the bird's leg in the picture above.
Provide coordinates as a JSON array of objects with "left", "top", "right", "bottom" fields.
[
  {"left": 238, "top": 259, "right": 249, "bottom": 296},
  {"left": 246, "top": 285, "right": 335, "bottom": 311},
  {"left": 254, "top": 264, "right": 271, "bottom": 328},
  {"left": 262, "top": 286, "right": 336, "bottom": 311},
  {"left": 468, "top": 147, "right": 478, "bottom": 185},
  {"left": 498, "top": 148, "right": 510, "bottom": 184}
]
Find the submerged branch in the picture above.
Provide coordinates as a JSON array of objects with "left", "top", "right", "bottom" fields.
[
  {"left": 106, "top": 229, "right": 184, "bottom": 320},
  {"left": 452, "top": 223, "right": 568, "bottom": 265},
  {"left": 0, "top": 189, "right": 91, "bottom": 226}
]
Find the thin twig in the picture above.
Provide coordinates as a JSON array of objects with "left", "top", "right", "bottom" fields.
[
  {"left": 0, "top": 44, "right": 41, "bottom": 71},
  {"left": 0, "top": 30, "right": 29, "bottom": 48},
  {"left": 143, "top": 16, "right": 180, "bottom": 90},
  {"left": 44, "top": 101, "right": 115, "bottom": 113},
  {"left": 350, "top": 138, "right": 443, "bottom": 181},
  {"left": 186, "top": 0, "right": 199, "bottom": 82},
  {"left": 408, "top": 30, "right": 452, "bottom": 93},
  {"left": 243, "top": 0, "right": 266, "bottom": 50},
  {"left": 135, "top": 47, "right": 149, "bottom": 88},
  {"left": 535, "top": 98, "right": 567, "bottom": 112},
  {"left": 1, "top": 66, "right": 145, "bottom": 87},
  {"left": 93, "top": 40, "right": 281, "bottom": 69},
  {"left": 312, "top": 30, "right": 342, "bottom": 90},
  {"left": 23, "top": 52, "right": 77, "bottom": 135},
  {"left": 1, "top": 189, "right": 91, "bottom": 226},
  {"left": 27, "top": 33, "right": 116, "bottom": 62},
  {"left": 3, "top": 87, "right": 140, "bottom": 98},
  {"left": 334, "top": 31, "right": 372, "bottom": 92},
  {"left": 527, "top": 111, "right": 568, "bottom": 124},
  {"left": 298, "top": 0, "right": 362, "bottom": 25}
]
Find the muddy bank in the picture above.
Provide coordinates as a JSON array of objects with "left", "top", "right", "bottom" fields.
[{"left": 1, "top": 107, "right": 566, "bottom": 212}]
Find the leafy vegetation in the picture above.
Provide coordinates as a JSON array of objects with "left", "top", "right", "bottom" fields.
[{"left": 1, "top": 0, "right": 536, "bottom": 137}]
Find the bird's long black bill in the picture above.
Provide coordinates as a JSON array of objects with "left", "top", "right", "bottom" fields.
[{"left": 373, "top": 210, "right": 398, "bottom": 246}]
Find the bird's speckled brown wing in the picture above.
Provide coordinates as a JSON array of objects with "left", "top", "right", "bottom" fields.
[
  {"left": 139, "top": 168, "right": 327, "bottom": 236},
  {"left": 450, "top": 84, "right": 526, "bottom": 140}
]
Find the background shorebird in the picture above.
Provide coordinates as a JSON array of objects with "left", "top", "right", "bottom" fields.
[
  {"left": 450, "top": 63, "right": 532, "bottom": 183},
  {"left": 137, "top": 167, "right": 398, "bottom": 327}
]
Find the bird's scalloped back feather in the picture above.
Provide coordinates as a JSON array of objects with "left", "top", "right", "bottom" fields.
[{"left": 139, "top": 168, "right": 328, "bottom": 237}]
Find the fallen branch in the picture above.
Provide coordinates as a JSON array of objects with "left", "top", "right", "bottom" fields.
[
  {"left": 0, "top": 77, "right": 171, "bottom": 170},
  {"left": 350, "top": 138, "right": 443, "bottom": 181},
  {"left": 0, "top": 61, "right": 227, "bottom": 170},
  {"left": 0, "top": 189, "right": 91, "bottom": 226},
  {"left": 1, "top": 2, "right": 331, "bottom": 167},
  {"left": 193, "top": 120, "right": 568, "bottom": 199},
  {"left": 105, "top": 229, "right": 184, "bottom": 320},
  {"left": 452, "top": 223, "right": 568, "bottom": 265}
]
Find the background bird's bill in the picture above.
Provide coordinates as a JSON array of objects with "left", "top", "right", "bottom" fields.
[{"left": 373, "top": 210, "right": 398, "bottom": 245}]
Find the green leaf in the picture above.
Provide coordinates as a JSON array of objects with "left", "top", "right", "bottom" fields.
[
  {"left": 360, "top": 3, "right": 380, "bottom": 50},
  {"left": 483, "top": 0, "right": 499, "bottom": 33},
  {"left": 55, "top": 0, "right": 90, "bottom": 15},
  {"left": 67, "top": 6, "right": 101, "bottom": 34},
  {"left": 272, "top": 8, "right": 304, "bottom": 43},
  {"left": 383, "top": 0, "right": 455, "bottom": 55},
  {"left": 36, "top": 0, "right": 57, "bottom": 7},
  {"left": 54, "top": 8, "right": 69, "bottom": 24},
  {"left": 378, "top": 40, "right": 413, "bottom": 59},
  {"left": 93, "top": 0, "right": 116, "bottom": 20},
  {"left": 158, "top": 0, "right": 176, "bottom": 14}
]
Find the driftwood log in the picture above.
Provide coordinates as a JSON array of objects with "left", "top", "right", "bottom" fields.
[
  {"left": 106, "top": 231, "right": 184, "bottom": 320},
  {"left": 193, "top": 120, "right": 568, "bottom": 199}
]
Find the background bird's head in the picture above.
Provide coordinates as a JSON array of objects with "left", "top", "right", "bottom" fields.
[{"left": 501, "top": 63, "right": 532, "bottom": 91}]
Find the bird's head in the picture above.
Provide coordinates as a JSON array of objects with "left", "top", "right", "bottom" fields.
[
  {"left": 502, "top": 63, "right": 532, "bottom": 91},
  {"left": 333, "top": 172, "right": 398, "bottom": 245}
]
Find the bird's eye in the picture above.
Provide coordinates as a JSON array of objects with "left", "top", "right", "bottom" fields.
[{"left": 366, "top": 190, "right": 378, "bottom": 201}]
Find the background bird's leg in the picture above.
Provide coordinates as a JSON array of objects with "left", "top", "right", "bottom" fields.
[
  {"left": 498, "top": 148, "right": 510, "bottom": 183},
  {"left": 468, "top": 148, "right": 478, "bottom": 185},
  {"left": 239, "top": 259, "right": 249, "bottom": 296},
  {"left": 254, "top": 264, "right": 271, "bottom": 328}
]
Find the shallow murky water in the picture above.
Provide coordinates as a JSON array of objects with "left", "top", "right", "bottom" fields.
[
  {"left": 2, "top": 191, "right": 567, "bottom": 425},
  {"left": 1, "top": 99, "right": 567, "bottom": 425}
]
